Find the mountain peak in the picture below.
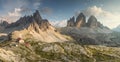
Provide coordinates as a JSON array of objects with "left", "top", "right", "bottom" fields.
[
  {"left": 75, "top": 13, "right": 86, "bottom": 28},
  {"left": 33, "top": 10, "right": 42, "bottom": 22},
  {"left": 87, "top": 15, "right": 105, "bottom": 28},
  {"left": 67, "top": 16, "right": 75, "bottom": 27},
  {"left": 77, "top": 13, "right": 84, "bottom": 17},
  {"left": 67, "top": 12, "right": 86, "bottom": 28}
]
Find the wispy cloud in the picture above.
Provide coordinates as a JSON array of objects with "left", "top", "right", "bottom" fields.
[
  {"left": 8, "top": 8, "right": 22, "bottom": 17},
  {"left": 0, "top": 0, "right": 42, "bottom": 22},
  {"left": 40, "top": 7, "right": 53, "bottom": 15},
  {"left": 50, "top": 20, "right": 67, "bottom": 27}
]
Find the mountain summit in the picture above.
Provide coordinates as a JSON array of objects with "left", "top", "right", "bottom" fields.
[
  {"left": 67, "top": 13, "right": 107, "bottom": 29},
  {"left": 2, "top": 10, "right": 70, "bottom": 42},
  {"left": 75, "top": 13, "right": 86, "bottom": 28},
  {"left": 67, "top": 13, "right": 86, "bottom": 28}
]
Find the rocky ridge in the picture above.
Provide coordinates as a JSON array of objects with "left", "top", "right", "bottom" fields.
[
  {"left": 0, "top": 10, "right": 71, "bottom": 43},
  {"left": 0, "top": 21, "right": 9, "bottom": 32}
]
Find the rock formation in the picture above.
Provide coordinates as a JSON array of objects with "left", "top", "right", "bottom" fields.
[
  {"left": 67, "top": 16, "right": 75, "bottom": 27},
  {"left": 67, "top": 13, "right": 86, "bottom": 28},
  {"left": 87, "top": 15, "right": 104, "bottom": 28},
  {"left": 0, "top": 21, "right": 9, "bottom": 28},
  {"left": 67, "top": 13, "right": 105, "bottom": 29},
  {"left": 6, "top": 10, "right": 51, "bottom": 31},
  {"left": 0, "top": 21, "right": 9, "bottom": 32},
  {"left": 87, "top": 15, "right": 98, "bottom": 28},
  {"left": 5, "top": 10, "right": 69, "bottom": 43},
  {"left": 75, "top": 13, "right": 86, "bottom": 28}
]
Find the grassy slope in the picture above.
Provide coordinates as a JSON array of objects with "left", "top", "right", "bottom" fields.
[{"left": 0, "top": 40, "right": 120, "bottom": 62}]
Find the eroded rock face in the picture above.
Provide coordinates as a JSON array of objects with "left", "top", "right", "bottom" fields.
[
  {"left": 6, "top": 10, "right": 51, "bottom": 31},
  {"left": 67, "top": 14, "right": 106, "bottom": 29},
  {"left": 39, "top": 19, "right": 51, "bottom": 31},
  {"left": 75, "top": 13, "right": 86, "bottom": 28},
  {"left": 0, "top": 21, "right": 9, "bottom": 28},
  {"left": 67, "top": 17, "right": 75, "bottom": 27},
  {"left": 0, "top": 21, "right": 9, "bottom": 32},
  {"left": 33, "top": 10, "right": 42, "bottom": 24},
  {"left": 86, "top": 15, "right": 104, "bottom": 28},
  {"left": 87, "top": 15, "right": 98, "bottom": 28},
  {"left": 6, "top": 10, "right": 69, "bottom": 42},
  {"left": 67, "top": 13, "right": 86, "bottom": 28}
]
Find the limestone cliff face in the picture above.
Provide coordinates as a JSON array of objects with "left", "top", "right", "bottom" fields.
[
  {"left": 75, "top": 13, "right": 86, "bottom": 28},
  {"left": 0, "top": 21, "right": 9, "bottom": 32},
  {"left": 67, "top": 16, "right": 75, "bottom": 27},
  {"left": 86, "top": 15, "right": 105, "bottom": 28},
  {"left": 0, "top": 21, "right": 9, "bottom": 27},
  {"left": 67, "top": 13, "right": 86, "bottom": 28},
  {"left": 67, "top": 14, "right": 105, "bottom": 29},
  {"left": 87, "top": 15, "right": 99, "bottom": 28}
]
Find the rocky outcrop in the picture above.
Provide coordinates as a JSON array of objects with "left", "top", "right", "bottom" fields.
[
  {"left": 67, "top": 16, "right": 75, "bottom": 27},
  {"left": 0, "top": 21, "right": 9, "bottom": 28},
  {"left": 0, "top": 21, "right": 9, "bottom": 32},
  {"left": 67, "top": 14, "right": 105, "bottom": 29},
  {"left": 87, "top": 15, "right": 106, "bottom": 28},
  {"left": 33, "top": 10, "right": 42, "bottom": 24},
  {"left": 6, "top": 10, "right": 51, "bottom": 31},
  {"left": 75, "top": 13, "right": 86, "bottom": 28},
  {"left": 39, "top": 19, "right": 51, "bottom": 31},
  {"left": 5, "top": 10, "right": 69, "bottom": 43},
  {"left": 87, "top": 15, "right": 103, "bottom": 28},
  {"left": 67, "top": 13, "right": 86, "bottom": 28}
]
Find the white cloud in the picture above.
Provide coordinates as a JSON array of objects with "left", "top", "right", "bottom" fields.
[
  {"left": 79, "top": 6, "right": 120, "bottom": 29},
  {"left": 33, "top": 2, "right": 41, "bottom": 9},
  {"left": 82, "top": 6, "right": 103, "bottom": 17},
  {"left": 50, "top": 20, "right": 67, "bottom": 27},
  {"left": 8, "top": 8, "right": 22, "bottom": 17},
  {"left": 0, "top": 8, "right": 22, "bottom": 23},
  {"left": 0, "top": 0, "right": 42, "bottom": 23}
]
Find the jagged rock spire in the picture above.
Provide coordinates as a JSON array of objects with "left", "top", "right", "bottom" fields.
[
  {"left": 67, "top": 16, "right": 75, "bottom": 27},
  {"left": 33, "top": 10, "right": 42, "bottom": 24},
  {"left": 67, "top": 13, "right": 105, "bottom": 29},
  {"left": 67, "top": 13, "right": 86, "bottom": 28},
  {"left": 87, "top": 15, "right": 98, "bottom": 28},
  {"left": 75, "top": 13, "right": 86, "bottom": 28}
]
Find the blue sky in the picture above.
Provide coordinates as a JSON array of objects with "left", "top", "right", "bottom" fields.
[{"left": 0, "top": 0, "right": 120, "bottom": 28}]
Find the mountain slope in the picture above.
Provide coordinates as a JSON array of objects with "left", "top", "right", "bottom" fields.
[
  {"left": 58, "top": 13, "right": 115, "bottom": 46},
  {"left": 1, "top": 10, "right": 71, "bottom": 43},
  {"left": 0, "top": 41, "right": 120, "bottom": 62}
]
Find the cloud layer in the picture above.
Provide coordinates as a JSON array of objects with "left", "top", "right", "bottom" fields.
[{"left": 50, "top": 20, "right": 67, "bottom": 27}]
